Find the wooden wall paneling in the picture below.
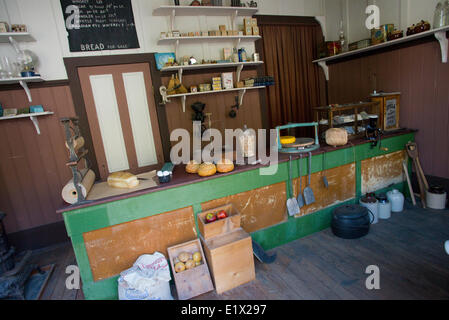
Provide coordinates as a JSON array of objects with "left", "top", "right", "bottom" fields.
[
  {"left": 292, "top": 163, "right": 356, "bottom": 218},
  {"left": 201, "top": 182, "right": 289, "bottom": 233},
  {"left": 0, "top": 85, "right": 77, "bottom": 233},
  {"left": 83, "top": 206, "right": 197, "bottom": 282},
  {"left": 361, "top": 150, "right": 407, "bottom": 195}
]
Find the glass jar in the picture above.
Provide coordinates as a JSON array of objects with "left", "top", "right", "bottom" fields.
[
  {"left": 433, "top": 2, "right": 446, "bottom": 28},
  {"left": 238, "top": 125, "right": 256, "bottom": 158}
]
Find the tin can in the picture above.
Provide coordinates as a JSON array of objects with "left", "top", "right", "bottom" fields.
[
  {"left": 253, "top": 53, "right": 260, "bottom": 62},
  {"left": 326, "top": 41, "right": 341, "bottom": 56}
]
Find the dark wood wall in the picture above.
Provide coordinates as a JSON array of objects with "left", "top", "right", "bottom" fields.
[
  {"left": 0, "top": 85, "right": 75, "bottom": 234},
  {"left": 327, "top": 39, "right": 449, "bottom": 179}
]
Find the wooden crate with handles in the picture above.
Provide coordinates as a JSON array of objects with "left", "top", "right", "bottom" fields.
[
  {"left": 167, "top": 238, "right": 214, "bottom": 300},
  {"left": 200, "top": 227, "right": 255, "bottom": 294},
  {"left": 197, "top": 203, "right": 241, "bottom": 239}
]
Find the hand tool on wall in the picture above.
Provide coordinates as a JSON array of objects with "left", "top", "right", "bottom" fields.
[
  {"left": 303, "top": 151, "right": 316, "bottom": 205},
  {"left": 287, "top": 155, "right": 301, "bottom": 216},
  {"left": 322, "top": 151, "right": 329, "bottom": 188},
  {"left": 402, "top": 160, "right": 417, "bottom": 206},
  {"left": 406, "top": 142, "right": 428, "bottom": 208},
  {"left": 297, "top": 154, "right": 304, "bottom": 208}
]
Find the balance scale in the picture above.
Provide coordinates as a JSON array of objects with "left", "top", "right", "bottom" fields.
[{"left": 276, "top": 122, "right": 320, "bottom": 154}]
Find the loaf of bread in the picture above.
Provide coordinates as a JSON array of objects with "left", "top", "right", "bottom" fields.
[
  {"left": 325, "top": 128, "right": 348, "bottom": 147},
  {"left": 198, "top": 162, "right": 217, "bottom": 177},
  {"left": 186, "top": 160, "right": 200, "bottom": 174},
  {"left": 216, "top": 158, "right": 234, "bottom": 173},
  {"left": 107, "top": 171, "right": 139, "bottom": 189}
]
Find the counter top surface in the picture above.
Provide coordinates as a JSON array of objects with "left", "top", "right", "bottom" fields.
[{"left": 57, "top": 129, "right": 415, "bottom": 214}]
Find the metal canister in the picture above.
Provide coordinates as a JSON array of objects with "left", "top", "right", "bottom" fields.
[
  {"left": 377, "top": 193, "right": 391, "bottom": 220},
  {"left": 360, "top": 193, "right": 379, "bottom": 224}
]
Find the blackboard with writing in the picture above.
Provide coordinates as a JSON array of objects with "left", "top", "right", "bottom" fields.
[{"left": 60, "top": 0, "right": 139, "bottom": 52}]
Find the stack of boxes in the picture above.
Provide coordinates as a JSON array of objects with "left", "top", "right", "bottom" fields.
[
  {"left": 243, "top": 18, "right": 259, "bottom": 36},
  {"left": 212, "top": 77, "right": 222, "bottom": 91}
]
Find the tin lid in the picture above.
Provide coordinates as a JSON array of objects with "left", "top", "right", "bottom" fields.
[{"left": 334, "top": 205, "right": 369, "bottom": 220}]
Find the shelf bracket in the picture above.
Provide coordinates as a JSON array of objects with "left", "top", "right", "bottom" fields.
[
  {"left": 435, "top": 31, "right": 448, "bottom": 63},
  {"left": 238, "top": 88, "right": 247, "bottom": 107},
  {"left": 19, "top": 80, "right": 33, "bottom": 102},
  {"left": 170, "top": 9, "right": 176, "bottom": 32},
  {"left": 317, "top": 61, "right": 329, "bottom": 81},
  {"left": 30, "top": 116, "right": 41, "bottom": 135},
  {"left": 236, "top": 64, "right": 244, "bottom": 83},
  {"left": 181, "top": 95, "right": 186, "bottom": 113}
]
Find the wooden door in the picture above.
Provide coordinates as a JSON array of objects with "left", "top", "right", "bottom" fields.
[{"left": 79, "top": 63, "right": 163, "bottom": 180}]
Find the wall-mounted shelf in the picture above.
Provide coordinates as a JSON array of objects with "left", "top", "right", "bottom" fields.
[
  {"left": 153, "top": 5, "right": 258, "bottom": 32},
  {"left": 167, "top": 85, "right": 266, "bottom": 112},
  {"left": 161, "top": 61, "right": 263, "bottom": 82},
  {"left": 0, "top": 76, "right": 44, "bottom": 102},
  {"left": 313, "top": 25, "right": 449, "bottom": 81},
  {"left": 0, "top": 111, "right": 53, "bottom": 135},
  {"left": 0, "top": 32, "right": 35, "bottom": 43}
]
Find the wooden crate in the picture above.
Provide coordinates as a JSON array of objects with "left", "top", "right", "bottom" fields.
[
  {"left": 197, "top": 203, "right": 241, "bottom": 239},
  {"left": 167, "top": 239, "right": 214, "bottom": 300},
  {"left": 200, "top": 228, "right": 255, "bottom": 294}
]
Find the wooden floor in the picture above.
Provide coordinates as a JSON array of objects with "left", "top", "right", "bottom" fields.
[{"left": 31, "top": 201, "right": 449, "bottom": 300}]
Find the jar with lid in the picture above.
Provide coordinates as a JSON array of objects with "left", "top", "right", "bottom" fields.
[
  {"left": 360, "top": 193, "right": 379, "bottom": 224},
  {"left": 238, "top": 125, "right": 256, "bottom": 159},
  {"left": 386, "top": 189, "right": 404, "bottom": 212},
  {"left": 376, "top": 193, "right": 391, "bottom": 220},
  {"left": 433, "top": 1, "right": 447, "bottom": 28}
]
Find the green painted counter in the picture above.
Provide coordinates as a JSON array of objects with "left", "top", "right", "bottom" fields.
[{"left": 59, "top": 131, "right": 415, "bottom": 300}]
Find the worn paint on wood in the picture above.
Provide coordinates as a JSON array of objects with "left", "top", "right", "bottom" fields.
[
  {"left": 293, "top": 163, "right": 356, "bottom": 218},
  {"left": 361, "top": 150, "right": 406, "bottom": 194},
  {"left": 83, "top": 206, "right": 197, "bottom": 281},
  {"left": 201, "top": 182, "right": 288, "bottom": 233}
]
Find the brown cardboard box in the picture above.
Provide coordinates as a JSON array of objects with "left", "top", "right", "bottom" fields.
[
  {"left": 252, "top": 26, "right": 259, "bottom": 36},
  {"left": 244, "top": 26, "right": 252, "bottom": 36},
  {"left": 219, "top": 25, "right": 226, "bottom": 32},
  {"left": 244, "top": 18, "right": 252, "bottom": 28},
  {"left": 251, "top": 18, "right": 258, "bottom": 27}
]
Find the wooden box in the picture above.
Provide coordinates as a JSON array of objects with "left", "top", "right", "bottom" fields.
[
  {"left": 198, "top": 203, "right": 241, "bottom": 239},
  {"left": 370, "top": 93, "right": 401, "bottom": 131},
  {"left": 167, "top": 239, "right": 214, "bottom": 300},
  {"left": 200, "top": 228, "right": 255, "bottom": 294}
]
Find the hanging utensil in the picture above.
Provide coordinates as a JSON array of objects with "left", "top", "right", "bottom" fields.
[
  {"left": 287, "top": 155, "right": 300, "bottom": 216},
  {"left": 322, "top": 151, "right": 329, "bottom": 188},
  {"left": 297, "top": 154, "right": 304, "bottom": 208},
  {"left": 303, "top": 152, "right": 316, "bottom": 205}
]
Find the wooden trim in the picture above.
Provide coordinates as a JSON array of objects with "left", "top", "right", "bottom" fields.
[
  {"left": 64, "top": 54, "right": 171, "bottom": 178},
  {"left": 0, "top": 79, "right": 70, "bottom": 91},
  {"left": 255, "top": 15, "right": 319, "bottom": 26}
]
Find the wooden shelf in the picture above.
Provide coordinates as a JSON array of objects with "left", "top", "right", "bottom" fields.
[
  {"left": 314, "top": 26, "right": 449, "bottom": 80},
  {"left": 0, "top": 76, "right": 44, "bottom": 102},
  {"left": 166, "top": 85, "right": 266, "bottom": 112},
  {"left": 0, "top": 32, "right": 35, "bottom": 43},
  {"left": 153, "top": 5, "right": 258, "bottom": 17},
  {"left": 161, "top": 61, "right": 263, "bottom": 72},
  {"left": 158, "top": 35, "right": 261, "bottom": 45},
  {"left": 0, "top": 111, "right": 53, "bottom": 135}
]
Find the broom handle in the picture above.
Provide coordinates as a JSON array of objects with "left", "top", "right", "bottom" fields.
[
  {"left": 413, "top": 158, "right": 427, "bottom": 208},
  {"left": 402, "top": 161, "right": 416, "bottom": 206},
  {"left": 416, "top": 156, "right": 429, "bottom": 191}
]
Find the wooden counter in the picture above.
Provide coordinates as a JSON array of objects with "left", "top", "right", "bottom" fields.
[{"left": 59, "top": 129, "right": 415, "bottom": 300}]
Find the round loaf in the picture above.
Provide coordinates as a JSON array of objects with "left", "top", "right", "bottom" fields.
[
  {"left": 216, "top": 158, "right": 234, "bottom": 173},
  {"left": 185, "top": 160, "right": 200, "bottom": 174},
  {"left": 198, "top": 162, "right": 217, "bottom": 177},
  {"left": 325, "top": 128, "right": 348, "bottom": 147}
]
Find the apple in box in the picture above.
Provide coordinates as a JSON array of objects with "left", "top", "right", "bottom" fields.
[
  {"left": 205, "top": 212, "right": 217, "bottom": 224},
  {"left": 217, "top": 210, "right": 228, "bottom": 220}
]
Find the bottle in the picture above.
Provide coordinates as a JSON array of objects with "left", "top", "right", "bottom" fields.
[
  {"left": 232, "top": 48, "right": 239, "bottom": 63},
  {"left": 240, "top": 48, "right": 247, "bottom": 62},
  {"left": 433, "top": 1, "right": 445, "bottom": 29},
  {"left": 338, "top": 20, "right": 347, "bottom": 52},
  {"left": 386, "top": 189, "right": 405, "bottom": 213}
]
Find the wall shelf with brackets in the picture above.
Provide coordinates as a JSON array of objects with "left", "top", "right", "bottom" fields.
[
  {"left": 313, "top": 25, "right": 449, "bottom": 81},
  {"left": 165, "top": 86, "right": 266, "bottom": 113},
  {"left": 0, "top": 111, "right": 53, "bottom": 135},
  {"left": 0, "top": 76, "right": 44, "bottom": 102}
]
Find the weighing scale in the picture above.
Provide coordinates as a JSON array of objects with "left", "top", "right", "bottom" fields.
[{"left": 276, "top": 122, "right": 320, "bottom": 154}]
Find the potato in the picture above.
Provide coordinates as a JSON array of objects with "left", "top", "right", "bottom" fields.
[
  {"left": 185, "top": 259, "right": 195, "bottom": 270},
  {"left": 192, "top": 251, "right": 202, "bottom": 262},
  {"left": 178, "top": 252, "right": 190, "bottom": 263},
  {"left": 175, "top": 262, "right": 186, "bottom": 273}
]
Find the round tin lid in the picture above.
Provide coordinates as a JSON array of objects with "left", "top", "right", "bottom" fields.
[{"left": 333, "top": 205, "right": 369, "bottom": 220}]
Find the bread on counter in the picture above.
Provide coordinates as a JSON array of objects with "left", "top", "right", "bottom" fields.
[
  {"left": 107, "top": 171, "right": 139, "bottom": 189},
  {"left": 198, "top": 162, "right": 217, "bottom": 177},
  {"left": 216, "top": 158, "right": 234, "bottom": 173},
  {"left": 185, "top": 160, "right": 200, "bottom": 174}
]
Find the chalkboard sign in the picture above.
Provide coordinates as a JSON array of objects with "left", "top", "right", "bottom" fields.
[{"left": 60, "top": 0, "right": 139, "bottom": 52}]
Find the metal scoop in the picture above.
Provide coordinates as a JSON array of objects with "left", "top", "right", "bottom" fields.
[
  {"left": 297, "top": 154, "right": 304, "bottom": 208},
  {"left": 303, "top": 152, "right": 316, "bottom": 205},
  {"left": 287, "top": 156, "right": 300, "bottom": 216}
]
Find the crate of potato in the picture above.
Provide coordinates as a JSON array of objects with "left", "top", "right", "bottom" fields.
[
  {"left": 167, "top": 238, "right": 214, "bottom": 300},
  {"left": 198, "top": 203, "right": 241, "bottom": 239}
]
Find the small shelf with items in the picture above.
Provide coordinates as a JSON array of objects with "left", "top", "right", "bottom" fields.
[
  {"left": 0, "top": 111, "right": 53, "bottom": 135},
  {"left": 314, "top": 25, "right": 449, "bottom": 80},
  {"left": 314, "top": 102, "right": 380, "bottom": 139},
  {"left": 0, "top": 32, "right": 35, "bottom": 43},
  {"left": 0, "top": 76, "right": 44, "bottom": 103}
]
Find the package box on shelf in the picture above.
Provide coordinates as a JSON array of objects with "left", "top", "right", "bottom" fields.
[
  {"left": 167, "top": 239, "right": 214, "bottom": 300},
  {"left": 221, "top": 31, "right": 227, "bottom": 36},
  {"left": 223, "top": 48, "right": 232, "bottom": 60},
  {"left": 244, "top": 18, "right": 252, "bottom": 28},
  {"left": 244, "top": 26, "right": 253, "bottom": 35},
  {"left": 200, "top": 228, "right": 255, "bottom": 294},
  {"left": 252, "top": 26, "right": 259, "bottom": 36},
  {"left": 201, "top": 31, "right": 209, "bottom": 36},
  {"left": 233, "top": 30, "right": 239, "bottom": 36},
  {"left": 251, "top": 18, "right": 258, "bottom": 27},
  {"left": 221, "top": 72, "right": 233, "bottom": 89},
  {"left": 219, "top": 25, "right": 226, "bottom": 32}
]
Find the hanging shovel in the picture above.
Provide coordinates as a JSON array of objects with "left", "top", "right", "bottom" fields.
[
  {"left": 287, "top": 155, "right": 300, "bottom": 216},
  {"left": 322, "top": 151, "right": 329, "bottom": 188},
  {"left": 303, "top": 152, "right": 316, "bottom": 205},
  {"left": 297, "top": 154, "right": 305, "bottom": 208}
]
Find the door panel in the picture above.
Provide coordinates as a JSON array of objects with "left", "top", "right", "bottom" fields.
[{"left": 79, "top": 63, "right": 163, "bottom": 180}]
